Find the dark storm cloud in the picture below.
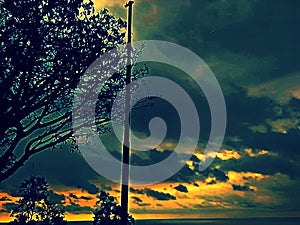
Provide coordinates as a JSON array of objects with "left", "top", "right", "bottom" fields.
[
  {"left": 232, "top": 184, "right": 254, "bottom": 192},
  {"left": 130, "top": 1, "right": 300, "bottom": 186},
  {"left": 131, "top": 148, "right": 199, "bottom": 183},
  {"left": 167, "top": 164, "right": 195, "bottom": 183},
  {"left": 130, "top": 187, "right": 176, "bottom": 201},
  {"left": 138, "top": 203, "right": 151, "bottom": 207},
  {"left": 0, "top": 196, "right": 11, "bottom": 202},
  {"left": 208, "top": 169, "right": 229, "bottom": 182},
  {"left": 229, "top": 97, "right": 299, "bottom": 157},
  {"left": 216, "top": 0, "right": 300, "bottom": 76},
  {"left": 101, "top": 1, "right": 300, "bottom": 203},
  {"left": 2, "top": 202, "right": 16, "bottom": 213},
  {"left": 130, "top": 187, "right": 144, "bottom": 195},
  {"left": 48, "top": 190, "right": 65, "bottom": 204},
  {"left": 0, "top": 149, "right": 101, "bottom": 195},
  {"left": 174, "top": 184, "right": 188, "bottom": 193},
  {"left": 132, "top": 196, "right": 150, "bottom": 207},
  {"left": 80, "top": 195, "right": 93, "bottom": 201},
  {"left": 144, "top": 188, "right": 176, "bottom": 201},
  {"left": 132, "top": 0, "right": 300, "bottom": 154},
  {"left": 64, "top": 202, "right": 93, "bottom": 214},
  {"left": 129, "top": 63, "right": 212, "bottom": 143},
  {"left": 224, "top": 89, "right": 275, "bottom": 138},
  {"left": 127, "top": 15, "right": 300, "bottom": 192},
  {"left": 197, "top": 167, "right": 229, "bottom": 183},
  {"left": 132, "top": 196, "right": 142, "bottom": 203},
  {"left": 69, "top": 193, "right": 79, "bottom": 202},
  {"left": 223, "top": 89, "right": 300, "bottom": 160},
  {"left": 135, "top": 0, "right": 300, "bottom": 86},
  {"left": 0, "top": 1, "right": 299, "bottom": 218},
  {"left": 69, "top": 193, "right": 92, "bottom": 201},
  {"left": 130, "top": 97, "right": 182, "bottom": 145},
  {"left": 243, "top": 130, "right": 300, "bottom": 158},
  {"left": 130, "top": 149, "right": 173, "bottom": 166},
  {"left": 135, "top": 0, "right": 258, "bottom": 45},
  {"left": 220, "top": 151, "right": 300, "bottom": 179},
  {"left": 290, "top": 98, "right": 300, "bottom": 111},
  {"left": 133, "top": 149, "right": 230, "bottom": 184},
  {"left": 206, "top": 180, "right": 217, "bottom": 185},
  {"left": 190, "top": 155, "right": 201, "bottom": 163}
]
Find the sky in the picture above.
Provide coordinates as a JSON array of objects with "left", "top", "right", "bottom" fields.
[{"left": 1, "top": 0, "right": 300, "bottom": 222}]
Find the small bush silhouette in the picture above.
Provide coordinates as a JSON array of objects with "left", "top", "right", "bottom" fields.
[
  {"left": 93, "top": 191, "right": 134, "bottom": 225},
  {"left": 10, "top": 176, "right": 66, "bottom": 225}
]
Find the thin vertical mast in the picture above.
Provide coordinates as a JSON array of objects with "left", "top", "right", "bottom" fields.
[{"left": 121, "top": 1, "right": 134, "bottom": 224}]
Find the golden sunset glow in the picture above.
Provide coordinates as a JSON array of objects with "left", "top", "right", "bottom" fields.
[
  {"left": 0, "top": 167, "right": 298, "bottom": 222},
  {"left": 217, "top": 149, "right": 241, "bottom": 160}
]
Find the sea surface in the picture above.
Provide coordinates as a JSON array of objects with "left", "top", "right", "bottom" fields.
[
  {"left": 59, "top": 217, "right": 300, "bottom": 225},
  {"left": 2, "top": 218, "right": 300, "bottom": 225}
]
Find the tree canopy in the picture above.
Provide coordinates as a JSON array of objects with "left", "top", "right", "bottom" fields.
[
  {"left": 10, "top": 176, "right": 66, "bottom": 225},
  {"left": 93, "top": 191, "right": 134, "bottom": 225},
  {"left": 0, "top": 0, "right": 146, "bottom": 182}
]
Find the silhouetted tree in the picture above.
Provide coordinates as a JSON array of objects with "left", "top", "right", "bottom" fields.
[
  {"left": 93, "top": 191, "right": 134, "bottom": 225},
  {"left": 10, "top": 176, "right": 66, "bottom": 225},
  {"left": 0, "top": 0, "right": 147, "bottom": 182}
]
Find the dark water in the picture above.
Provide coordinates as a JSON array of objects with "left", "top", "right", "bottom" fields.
[
  {"left": 66, "top": 217, "right": 300, "bottom": 225},
  {"left": 2, "top": 218, "right": 300, "bottom": 225},
  {"left": 136, "top": 218, "right": 300, "bottom": 225}
]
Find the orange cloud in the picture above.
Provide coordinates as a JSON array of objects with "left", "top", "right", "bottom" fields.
[
  {"left": 217, "top": 149, "right": 241, "bottom": 160},
  {"left": 244, "top": 148, "right": 277, "bottom": 157},
  {"left": 0, "top": 170, "right": 291, "bottom": 222},
  {"left": 227, "top": 171, "right": 267, "bottom": 186},
  {"left": 0, "top": 193, "right": 20, "bottom": 222}
]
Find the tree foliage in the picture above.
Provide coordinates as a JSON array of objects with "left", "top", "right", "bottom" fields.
[
  {"left": 10, "top": 176, "right": 66, "bottom": 225},
  {"left": 93, "top": 191, "right": 134, "bottom": 225},
  {"left": 0, "top": 0, "right": 147, "bottom": 182}
]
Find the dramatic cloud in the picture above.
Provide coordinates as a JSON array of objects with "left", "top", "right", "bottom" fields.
[
  {"left": 220, "top": 149, "right": 300, "bottom": 179},
  {"left": 130, "top": 187, "right": 144, "bottom": 195},
  {"left": 70, "top": 193, "right": 93, "bottom": 201},
  {"left": 132, "top": 196, "right": 142, "bottom": 203},
  {"left": 217, "top": 150, "right": 241, "bottom": 160},
  {"left": 0, "top": 150, "right": 101, "bottom": 195},
  {"left": 0, "top": 197, "right": 11, "bottom": 202},
  {"left": 48, "top": 190, "right": 66, "bottom": 204},
  {"left": 200, "top": 168, "right": 229, "bottom": 183},
  {"left": 1, "top": 0, "right": 300, "bottom": 220},
  {"left": 232, "top": 184, "right": 254, "bottom": 192},
  {"left": 144, "top": 188, "right": 176, "bottom": 201},
  {"left": 64, "top": 202, "right": 93, "bottom": 214},
  {"left": 2, "top": 203, "right": 16, "bottom": 213},
  {"left": 266, "top": 118, "right": 299, "bottom": 134},
  {"left": 248, "top": 74, "right": 300, "bottom": 103},
  {"left": 174, "top": 184, "right": 188, "bottom": 193},
  {"left": 131, "top": 196, "right": 150, "bottom": 207}
]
